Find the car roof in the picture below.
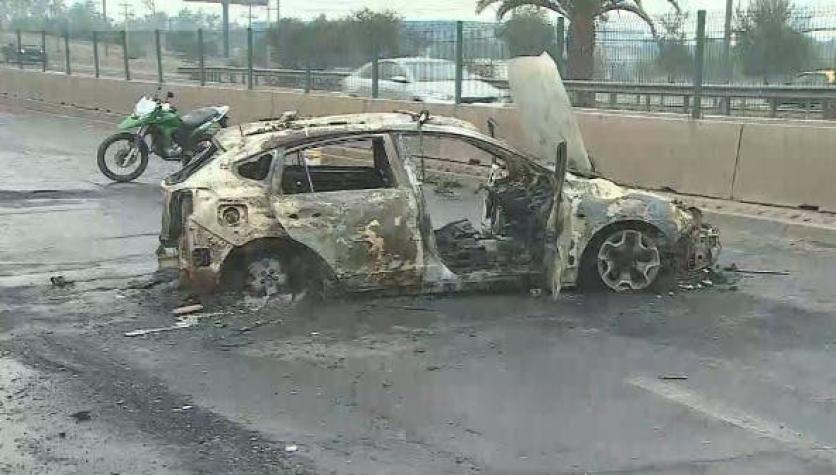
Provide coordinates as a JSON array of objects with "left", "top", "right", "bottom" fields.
[
  {"left": 219, "top": 112, "right": 478, "bottom": 147},
  {"left": 217, "top": 111, "right": 532, "bottom": 160}
]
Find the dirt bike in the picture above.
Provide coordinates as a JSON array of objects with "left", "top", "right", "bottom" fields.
[{"left": 97, "top": 91, "right": 230, "bottom": 182}]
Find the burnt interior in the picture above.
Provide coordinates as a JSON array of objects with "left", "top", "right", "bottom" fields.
[
  {"left": 281, "top": 137, "right": 395, "bottom": 194},
  {"left": 431, "top": 172, "right": 553, "bottom": 275},
  {"left": 401, "top": 133, "right": 554, "bottom": 276}
]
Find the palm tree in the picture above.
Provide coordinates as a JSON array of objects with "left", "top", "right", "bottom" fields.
[{"left": 476, "top": 0, "right": 680, "bottom": 80}]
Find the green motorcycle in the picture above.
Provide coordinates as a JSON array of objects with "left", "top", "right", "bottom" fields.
[{"left": 97, "top": 91, "right": 230, "bottom": 182}]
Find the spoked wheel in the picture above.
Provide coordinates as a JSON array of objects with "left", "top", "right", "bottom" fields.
[
  {"left": 595, "top": 228, "right": 663, "bottom": 292},
  {"left": 245, "top": 256, "right": 293, "bottom": 298},
  {"left": 97, "top": 132, "right": 149, "bottom": 182}
]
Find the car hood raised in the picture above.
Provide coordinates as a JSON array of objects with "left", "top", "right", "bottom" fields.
[{"left": 508, "top": 53, "right": 593, "bottom": 173}]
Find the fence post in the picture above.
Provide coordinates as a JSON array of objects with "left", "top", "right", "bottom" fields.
[
  {"left": 155, "top": 29, "right": 163, "bottom": 84},
  {"left": 121, "top": 30, "right": 130, "bottom": 80},
  {"left": 371, "top": 43, "right": 379, "bottom": 99},
  {"left": 40, "top": 30, "right": 46, "bottom": 71},
  {"left": 555, "top": 17, "right": 565, "bottom": 75},
  {"left": 63, "top": 29, "right": 70, "bottom": 75},
  {"left": 198, "top": 29, "right": 205, "bottom": 86},
  {"left": 93, "top": 31, "right": 99, "bottom": 78},
  {"left": 721, "top": 0, "right": 733, "bottom": 114},
  {"left": 246, "top": 27, "right": 253, "bottom": 90},
  {"left": 16, "top": 29, "right": 22, "bottom": 69},
  {"left": 222, "top": 0, "right": 230, "bottom": 58},
  {"left": 455, "top": 21, "right": 464, "bottom": 105},
  {"left": 692, "top": 10, "right": 706, "bottom": 119},
  {"left": 305, "top": 58, "right": 312, "bottom": 93}
]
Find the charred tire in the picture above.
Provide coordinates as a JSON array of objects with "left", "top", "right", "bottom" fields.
[
  {"left": 580, "top": 224, "right": 672, "bottom": 292},
  {"left": 97, "top": 132, "right": 149, "bottom": 182}
]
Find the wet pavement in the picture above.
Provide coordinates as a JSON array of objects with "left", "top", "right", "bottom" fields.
[{"left": 4, "top": 102, "right": 836, "bottom": 474}]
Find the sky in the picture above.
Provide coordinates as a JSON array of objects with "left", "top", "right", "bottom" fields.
[{"left": 101, "top": 0, "right": 834, "bottom": 24}]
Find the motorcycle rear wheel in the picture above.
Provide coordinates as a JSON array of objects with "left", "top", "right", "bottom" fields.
[{"left": 97, "top": 132, "right": 149, "bottom": 182}]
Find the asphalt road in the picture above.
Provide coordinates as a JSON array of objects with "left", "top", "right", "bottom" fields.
[{"left": 4, "top": 102, "right": 836, "bottom": 475}]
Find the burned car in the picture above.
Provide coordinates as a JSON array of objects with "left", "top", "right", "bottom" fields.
[{"left": 157, "top": 110, "right": 719, "bottom": 296}]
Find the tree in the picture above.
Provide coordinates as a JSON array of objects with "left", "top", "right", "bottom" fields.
[
  {"left": 349, "top": 8, "right": 402, "bottom": 58},
  {"left": 1, "top": 0, "right": 66, "bottom": 31},
  {"left": 497, "top": 6, "right": 554, "bottom": 57},
  {"left": 654, "top": 12, "right": 691, "bottom": 82},
  {"left": 66, "top": 0, "right": 107, "bottom": 34},
  {"left": 267, "top": 9, "right": 403, "bottom": 70},
  {"left": 476, "top": 0, "right": 680, "bottom": 80},
  {"left": 735, "top": 0, "right": 812, "bottom": 84}
]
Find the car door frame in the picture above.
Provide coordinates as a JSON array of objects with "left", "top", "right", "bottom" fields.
[
  {"left": 394, "top": 128, "right": 567, "bottom": 290},
  {"left": 267, "top": 132, "right": 425, "bottom": 292}
]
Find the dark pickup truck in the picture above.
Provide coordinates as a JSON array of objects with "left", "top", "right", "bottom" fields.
[{"left": 2, "top": 43, "right": 46, "bottom": 65}]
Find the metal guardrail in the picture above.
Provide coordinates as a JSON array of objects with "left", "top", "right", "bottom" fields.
[{"left": 177, "top": 65, "right": 836, "bottom": 118}]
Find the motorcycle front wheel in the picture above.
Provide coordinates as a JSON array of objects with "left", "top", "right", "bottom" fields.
[{"left": 97, "top": 132, "right": 149, "bottom": 182}]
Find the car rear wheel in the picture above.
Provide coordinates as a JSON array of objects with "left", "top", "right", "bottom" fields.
[
  {"left": 586, "top": 227, "right": 668, "bottom": 292},
  {"left": 245, "top": 256, "right": 292, "bottom": 298}
]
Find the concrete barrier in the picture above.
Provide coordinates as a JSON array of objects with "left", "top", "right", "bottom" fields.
[
  {"left": 3, "top": 67, "right": 836, "bottom": 211},
  {"left": 733, "top": 122, "right": 836, "bottom": 212},
  {"left": 576, "top": 112, "right": 742, "bottom": 199}
]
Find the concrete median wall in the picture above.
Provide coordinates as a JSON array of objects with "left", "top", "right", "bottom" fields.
[
  {"left": 733, "top": 123, "right": 836, "bottom": 212},
  {"left": 2, "top": 68, "right": 836, "bottom": 212}
]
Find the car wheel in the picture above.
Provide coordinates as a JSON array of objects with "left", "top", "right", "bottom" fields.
[
  {"left": 592, "top": 227, "right": 665, "bottom": 292},
  {"left": 244, "top": 255, "right": 292, "bottom": 298}
]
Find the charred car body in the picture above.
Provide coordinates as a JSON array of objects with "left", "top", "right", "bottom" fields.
[{"left": 157, "top": 55, "right": 720, "bottom": 296}]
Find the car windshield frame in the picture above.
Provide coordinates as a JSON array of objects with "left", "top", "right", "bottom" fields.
[{"left": 164, "top": 143, "right": 218, "bottom": 185}]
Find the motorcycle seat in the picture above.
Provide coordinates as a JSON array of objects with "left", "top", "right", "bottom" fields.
[{"left": 181, "top": 107, "right": 219, "bottom": 128}]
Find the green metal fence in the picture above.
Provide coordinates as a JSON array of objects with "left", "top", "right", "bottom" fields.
[{"left": 1, "top": 7, "right": 834, "bottom": 119}]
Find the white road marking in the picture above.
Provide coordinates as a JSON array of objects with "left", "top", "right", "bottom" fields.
[{"left": 627, "top": 375, "right": 836, "bottom": 463}]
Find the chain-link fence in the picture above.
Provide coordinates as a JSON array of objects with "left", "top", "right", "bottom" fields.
[{"left": 1, "top": 8, "right": 834, "bottom": 118}]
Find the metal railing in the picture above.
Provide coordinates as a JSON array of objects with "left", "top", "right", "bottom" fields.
[
  {"left": 2, "top": 11, "right": 835, "bottom": 120},
  {"left": 175, "top": 65, "right": 836, "bottom": 119}
]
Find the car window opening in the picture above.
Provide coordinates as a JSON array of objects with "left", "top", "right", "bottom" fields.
[
  {"left": 281, "top": 137, "right": 396, "bottom": 194},
  {"left": 397, "top": 133, "right": 553, "bottom": 276},
  {"left": 238, "top": 152, "right": 273, "bottom": 181}
]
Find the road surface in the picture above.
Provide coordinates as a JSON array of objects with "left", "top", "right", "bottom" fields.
[{"left": 3, "top": 101, "right": 836, "bottom": 474}]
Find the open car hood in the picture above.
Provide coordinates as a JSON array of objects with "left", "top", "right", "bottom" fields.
[{"left": 508, "top": 53, "right": 593, "bottom": 173}]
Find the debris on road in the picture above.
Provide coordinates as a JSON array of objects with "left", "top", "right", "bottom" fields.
[
  {"left": 284, "top": 444, "right": 298, "bottom": 453},
  {"left": 658, "top": 375, "right": 689, "bottom": 381},
  {"left": 124, "top": 314, "right": 208, "bottom": 337},
  {"left": 724, "top": 263, "right": 790, "bottom": 276},
  {"left": 69, "top": 410, "right": 91, "bottom": 422},
  {"left": 172, "top": 304, "right": 204, "bottom": 316},
  {"left": 50, "top": 275, "right": 73, "bottom": 288}
]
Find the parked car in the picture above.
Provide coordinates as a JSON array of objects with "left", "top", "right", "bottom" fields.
[
  {"left": 157, "top": 109, "right": 719, "bottom": 296},
  {"left": 788, "top": 70, "right": 836, "bottom": 87},
  {"left": 342, "top": 57, "right": 508, "bottom": 104},
  {"left": 781, "top": 70, "right": 835, "bottom": 109},
  {"left": 2, "top": 43, "right": 45, "bottom": 65}
]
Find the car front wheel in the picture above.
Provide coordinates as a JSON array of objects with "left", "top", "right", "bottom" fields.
[{"left": 590, "top": 227, "right": 666, "bottom": 292}]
